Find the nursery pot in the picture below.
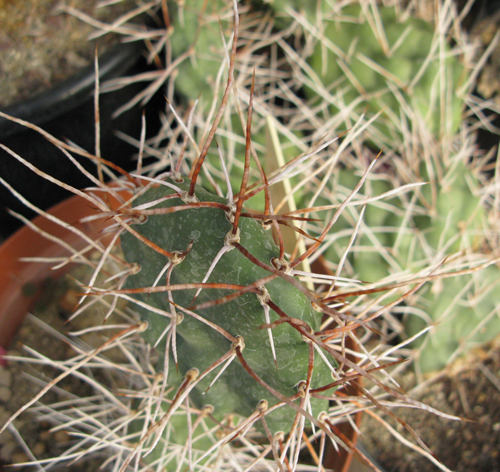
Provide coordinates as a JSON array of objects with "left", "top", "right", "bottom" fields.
[
  {"left": 0, "top": 195, "right": 362, "bottom": 472},
  {"left": 0, "top": 40, "right": 163, "bottom": 238}
]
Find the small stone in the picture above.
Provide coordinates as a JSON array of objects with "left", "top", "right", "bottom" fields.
[
  {"left": 39, "top": 420, "right": 50, "bottom": 430},
  {"left": 0, "top": 406, "right": 9, "bottom": 425},
  {"left": 0, "top": 429, "right": 14, "bottom": 445},
  {"left": 479, "top": 414, "right": 490, "bottom": 425},
  {"left": 54, "top": 430, "right": 70, "bottom": 443},
  {"left": 65, "top": 344, "right": 77, "bottom": 357},
  {"left": 0, "top": 441, "right": 16, "bottom": 462},
  {"left": 10, "top": 451, "right": 29, "bottom": 464},
  {"left": 0, "top": 367, "right": 12, "bottom": 387},
  {"left": 13, "top": 419, "right": 26, "bottom": 430},
  {"left": 18, "top": 326, "right": 31, "bottom": 338},
  {"left": 0, "top": 386, "right": 12, "bottom": 402},
  {"left": 32, "top": 442, "right": 46, "bottom": 455},
  {"left": 38, "top": 430, "right": 52, "bottom": 442},
  {"left": 59, "top": 289, "right": 80, "bottom": 313},
  {"left": 474, "top": 405, "right": 485, "bottom": 415},
  {"left": 463, "top": 449, "right": 473, "bottom": 460}
]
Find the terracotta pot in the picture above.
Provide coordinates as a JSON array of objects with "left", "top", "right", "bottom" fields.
[{"left": 0, "top": 193, "right": 119, "bottom": 354}]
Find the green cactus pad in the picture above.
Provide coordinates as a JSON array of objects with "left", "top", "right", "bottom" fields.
[
  {"left": 120, "top": 178, "right": 334, "bottom": 433},
  {"left": 168, "top": 0, "right": 233, "bottom": 108}
]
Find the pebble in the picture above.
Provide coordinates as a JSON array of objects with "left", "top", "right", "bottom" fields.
[
  {"left": 59, "top": 289, "right": 80, "bottom": 313},
  {"left": 0, "top": 385, "right": 12, "bottom": 402},
  {"left": 10, "top": 451, "right": 29, "bottom": 464},
  {"left": 0, "top": 406, "right": 9, "bottom": 425},
  {"left": 0, "top": 367, "right": 12, "bottom": 387},
  {"left": 32, "top": 442, "right": 46, "bottom": 455},
  {"left": 0, "top": 429, "right": 13, "bottom": 445},
  {"left": 18, "top": 326, "right": 31, "bottom": 339},
  {"left": 54, "top": 430, "right": 70, "bottom": 443},
  {"left": 39, "top": 430, "right": 52, "bottom": 442},
  {"left": 0, "top": 441, "right": 16, "bottom": 462}
]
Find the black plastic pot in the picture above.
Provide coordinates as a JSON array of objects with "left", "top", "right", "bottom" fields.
[{"left": 0, "top": 40, "right": 163, "bottom": 237}]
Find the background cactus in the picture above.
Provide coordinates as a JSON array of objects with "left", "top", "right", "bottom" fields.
[
  {"left": 265, "top": 2, "right": 466, "bottom": 148},
  {"left": 311, "top": 157, "right": 500, "bottom": 374},
  {"left": 264, "top": 0, "right": 500, "bottom": 374},
  {"left": 313, "top": 4, "right": 464, "bottom": 142},
  {"left": 168, "top": 0, "right": 230, "bottom": 107}
]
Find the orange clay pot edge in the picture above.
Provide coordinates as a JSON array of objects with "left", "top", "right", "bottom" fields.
[{"left": 0, "top": 190, "right": 129, "bottom": 350}]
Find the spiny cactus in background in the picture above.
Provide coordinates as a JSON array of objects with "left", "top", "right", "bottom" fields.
[
  {"left": 314, "top": 157, "right": 500, "bottom": 374},
  {"left": 394, "top": 162, "right": 500, "bottom": 373},
  {"left": 278, "top": 3, "right": 465, "bottom": 146},
  {"left": 254, "top": 0, "right": 499, "bottom": 374},
  {"left": 168, "top": 0, "right": 234, "bottom": 108}
]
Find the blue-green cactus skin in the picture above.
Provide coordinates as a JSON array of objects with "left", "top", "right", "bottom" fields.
[{"left": 120, "top": 178, "right": 334, "bottom": 433}]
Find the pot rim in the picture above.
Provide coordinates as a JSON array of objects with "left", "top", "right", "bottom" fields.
[
  {"left": 0, "top": 193, "right": 114, "bottom": 353},
  {"left": 0, "top": 41, "right": 143, "bottom": 139}
]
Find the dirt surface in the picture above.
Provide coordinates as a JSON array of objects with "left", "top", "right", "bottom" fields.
[
  {"left": 360, "top": 338, "right": 500, "bottom": 472},
  {"left": 473, "top": 9, "right": 500, "bottom": 105},
  {"left": 0, "top": 271, "right": 127, "bottom": 471},
  {"left": 0, "top": 0, "right": 137, "bottom": 108}
]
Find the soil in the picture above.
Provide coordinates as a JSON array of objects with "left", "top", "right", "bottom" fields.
[
  {"left": 0, "top": 265, "right": 128, "bottom": 471},
  {"left": 473, "top": 9, "right": 500, "bottom": 105},
  {"left": 360, "top": 337, "right": 500, "bottom": 472},
  {"left": 0, "top": 0, "right": 137, "bottom": 108}
]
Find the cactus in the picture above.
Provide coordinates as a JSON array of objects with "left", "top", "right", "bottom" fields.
[
  {"left": 2, "top": 1, "right": 497, "bottom": 471},
  {"left": 391, "top": 162, "right": 500, "bottom": 373},
  {"left": 258, "top": 0, "right": 500, "bottom": 374},
  {"left": 120, "top": 177, "right": 334, "bottom": 433},
  {"left": 0, "top": 109, "right": 369, "bottom": 471},
  {"left": 296, "top": 3, "right": 464, "bottom": 144},
  {"left": 168, "top": 0, "right": 236, "bottom": 108},
  {"left": 315, "top": 151, "right": 500, "bottom": 374},
  {"left": 0, "top": 3, "right": 364, "bottom": 464}
]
